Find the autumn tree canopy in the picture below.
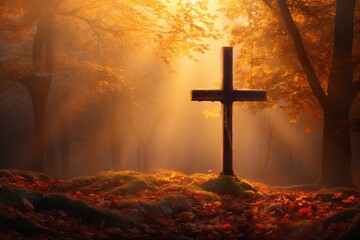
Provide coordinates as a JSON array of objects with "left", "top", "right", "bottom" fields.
[
  {"left": 1, "top": 0, "right": 219, "bottom": 76},
  {"left": 0, "top": 0, "right": 220, "bottom": 173},
  {"left": 221, "top": 0, "right": 360, "bottom": 125},
  {"left": 221, "top": 0, "right": 360, "bottom": 187}
]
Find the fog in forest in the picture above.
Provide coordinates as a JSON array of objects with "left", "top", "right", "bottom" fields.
[
  {"left": 1, "top": 44, "right": 359, "bottom": 186},
  {"left": 1, "top": 1, "right": 360, "bottom": 187}
]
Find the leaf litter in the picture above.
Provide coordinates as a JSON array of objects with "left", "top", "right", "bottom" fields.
[{"left": 0, "top": 169, "right": 359, "bottom": 239}]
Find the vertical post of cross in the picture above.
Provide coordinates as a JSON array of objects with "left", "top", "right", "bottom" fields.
[
  {"left": 191, "top": 46, "right": 266, "bottom": 176},
  {"left": 222, "top": 47, "right": 234, "bottom": 175}
]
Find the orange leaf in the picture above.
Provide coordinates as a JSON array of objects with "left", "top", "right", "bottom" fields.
[
  {"left": 297, "top": 206, "right": 312, "bottom": 216},
  {"left": 256, "top": 223, "right": 266, "bottom": 229},
  {"left": 342, "top": 195, "right": 356, "bottom": 203},
  {"left": 218, "top": 223, "right": 231, "bottom": 229},
  {"left": 332, "top": 192, "right": 343, "bottom": 199}
]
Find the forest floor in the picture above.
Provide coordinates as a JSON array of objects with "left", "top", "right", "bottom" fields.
[{"left": 0, "top": 169, "right": 359, "bottom": 240}]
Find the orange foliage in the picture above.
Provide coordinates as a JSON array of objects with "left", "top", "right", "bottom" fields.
[
  {"left": 0, "top": 0, "right": 220, "bottom": 136},
  {"left": 0, "top": 0, "right": 219, "bottom": 90},
  {"left": 220, "top": 0, "right": 360, "bottom": 130}
]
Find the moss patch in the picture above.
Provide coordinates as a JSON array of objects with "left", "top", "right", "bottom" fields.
[
  {"left": 0, "top": 183, "right": 134, "bottom": 232},
  {"left": 198, "top": 175, "right": 259, "bottom": 197},
  {"left": 109, "top": 179, "right": 151, "bottom": 195},
  {"left": 0, "top": 169, "right": 52, "bottom": 183}
]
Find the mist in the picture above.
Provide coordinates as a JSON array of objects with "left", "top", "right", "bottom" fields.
[
  {"left": 0, "top": 44, "right": 348, "bottom": 186},
  {"left": 0, "top": 0, "right": 359, "bottom": 188}
]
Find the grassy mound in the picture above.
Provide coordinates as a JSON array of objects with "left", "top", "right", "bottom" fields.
[
  {"left": 1, "top": 169, "right": 359, "bottom": 240},
  {"left": 198, "top": 174, "right": 260, "bottom": 197},
  {"left": 0, "top": 183, "right": 133, "bottom": 237}
]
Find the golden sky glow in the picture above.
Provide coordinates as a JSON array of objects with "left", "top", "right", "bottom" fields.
[{"left": 188, "top": 0, "right": 200, "bottom": 4}]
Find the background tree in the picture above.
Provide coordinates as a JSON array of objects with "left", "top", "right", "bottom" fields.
[
  {"left": 0, "top": 0, "right": 219, "bottom": 174},
  {"left": 220, "top": 0, "right": 360, "bottom": 187},
  {"left": 0, "top": 0, "right": 58, "bottom": 171}
]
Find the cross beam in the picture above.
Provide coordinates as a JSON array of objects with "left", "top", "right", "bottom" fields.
[{"left": 191, "top": 47, "right": 266, "bottom": 176}]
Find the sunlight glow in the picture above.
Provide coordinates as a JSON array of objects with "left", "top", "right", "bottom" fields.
[
  {"left": 189, "top": 0, "right": 200, "bottom": 4},
  {"left": 203, "top": 107, "right": 220, "bottom": 118}
]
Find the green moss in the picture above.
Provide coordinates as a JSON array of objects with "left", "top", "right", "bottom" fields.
[
  {"left": 0, "top": 184, "right": 44, "bottom": 210},
  {"left": 109, "top": 179, "right": 151, "bottom": 195},
  {"left": 0, "top": 183, "right": 134, "bottom": 230},
  {"left": 0, "top": 186, "right": 24, "bottom": 207},
  {"left": 322, "top": 208, "right": 360, "bottom": 228},
  {"left": 142, "top": 201, "right": 171, "bottom": 216},
  {"left": 265, "top": 203, "right": 285, "bottom": 217},
  {"left": 0, "top": 169, "right": 52, "bottom": 182},
  {"left": 0, "top": 186, "right": 58, "bottom": 237},
  {"left": 114, "top": 199, "right": 171, "bottom": 218},
  {"left": 113, "top": 193, "right": 194, "bottom": 218},
  {"left": 60, "top": 177, "right": 92, "bottom": 189},
  {"left": 96, "top": 171, "right": 141, "bottom": 184},
  {"left": 0, "top": 209, "right": 58, "bottom": 237},
  {"left": 145, "top": 175, "right": 161, "bottom": 185},
  {"left": 198, "top": 175, "right": 258, "bottom": 197},
  {"left": 160, "top": 194, "right": 193, "bottom": 213},
  {"left": 58, "top": 171, "right": 141, "bottom": 190},
  {"left": 238, "top": 178, "right": 258, "bottom": 192},
  {"left": 35, "top": 193, "right": 134, "bottom": 229},
  {"left": 162, "top": 183, "right": 220, "bottom": 202}
]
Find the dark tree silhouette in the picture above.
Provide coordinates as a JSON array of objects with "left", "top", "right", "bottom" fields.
[
  {"left": 278, "top": 0, "right": 359, "bottom": 187},
  {"left": 18, "top": 0, "right": 56, "bottom": 171}
]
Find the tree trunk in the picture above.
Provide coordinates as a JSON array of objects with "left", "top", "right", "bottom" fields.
[
  {"left": 320, "top": 106, "right": 354, "bottom": 187},
  {"left": 59, "top": 86, "right": 71, "bottom": 177},
  {"left": 20, "top": 6, "right": 54, "bottom": 172},
  {"left": 25, "top": 76, "right": 51, "bottom": 172},
  {"left": 110, "top": 129, "right": 122, "bottom": 170},
  {"left": 278, "top": 0, "right": 358, "bottom": 187},
  {"left": 318, "top": 0, "right": 356, "bottom": 187},
  {"left": 60, "top": 129, "right": 71, "bottom": 177},
  {"left": 110, "top": 95, "right": 123, "bottom": 170},
  {"left": 261, "top": 111, "right": 274, "bottom": 180}
]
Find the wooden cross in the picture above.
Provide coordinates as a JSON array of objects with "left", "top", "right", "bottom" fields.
[{"left": 191, "top": 47, "right": 267, "bottom": 176}]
